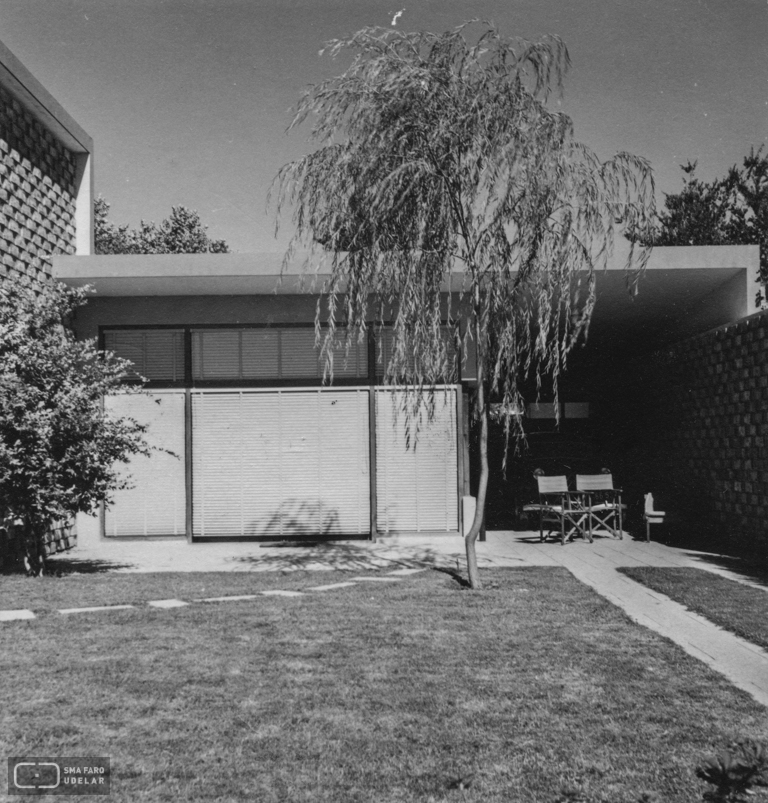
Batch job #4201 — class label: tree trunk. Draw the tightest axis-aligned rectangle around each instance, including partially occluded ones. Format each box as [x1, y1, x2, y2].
[464, 312, 489, 590]
[22, 519, 48, 577]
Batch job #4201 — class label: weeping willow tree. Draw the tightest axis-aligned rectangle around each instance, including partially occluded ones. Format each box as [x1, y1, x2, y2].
[272, 23, 655, 589]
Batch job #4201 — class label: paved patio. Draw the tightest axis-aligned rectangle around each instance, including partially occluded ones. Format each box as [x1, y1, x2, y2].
[49, 530, 768, 707]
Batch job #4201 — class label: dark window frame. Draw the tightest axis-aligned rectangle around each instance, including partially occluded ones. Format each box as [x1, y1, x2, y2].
[99, 321, 463, 389]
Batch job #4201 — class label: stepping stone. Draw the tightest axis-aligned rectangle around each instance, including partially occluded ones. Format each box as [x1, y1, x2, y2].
[198, 595, 260, 603]
[386, 568, 427, 576]
[261, 590, 304, 597]
[307, 582, 358, 591]
[59, 605, 135, 615]
[148, 599, 189, 609]
[0, 609, 35, 621]
[350, 576, 402, 582]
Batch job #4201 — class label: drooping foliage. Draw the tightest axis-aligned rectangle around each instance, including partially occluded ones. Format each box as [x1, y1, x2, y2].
[0, 281, 150, 573]
[273, 23, 656, 587]
[94, 196, 230, 255]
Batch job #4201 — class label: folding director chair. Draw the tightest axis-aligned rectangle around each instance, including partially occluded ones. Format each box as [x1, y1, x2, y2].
[523, 473, 590, 545]
[575, 473, 624, 540]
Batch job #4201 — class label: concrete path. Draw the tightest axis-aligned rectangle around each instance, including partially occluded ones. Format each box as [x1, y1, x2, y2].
[49, 529, 768, 708]
[479, 533, 768, 706]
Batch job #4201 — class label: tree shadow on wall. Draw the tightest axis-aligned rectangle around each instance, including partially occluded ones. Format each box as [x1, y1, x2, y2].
[245, 499, 343, 539]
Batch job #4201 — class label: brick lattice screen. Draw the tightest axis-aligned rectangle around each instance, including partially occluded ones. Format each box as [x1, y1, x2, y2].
[0, 85, 79, 555]
[607, 310, 768, 557]
[0, 83, 77, 287]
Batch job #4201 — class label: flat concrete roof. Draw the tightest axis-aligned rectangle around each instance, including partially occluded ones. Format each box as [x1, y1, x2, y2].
[53, 243, 760, 295]
[54, 244, 761, 356]
[0, 39, 92, 154]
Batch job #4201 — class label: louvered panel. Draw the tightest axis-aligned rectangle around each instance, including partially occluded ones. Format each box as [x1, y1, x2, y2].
[375, 391, 418, 532]
[375, 326, 457, 380]
[192, 330, 241, 380]
[375, 328, 394, 378]
[415, 392, 458, 530]
[241, 330, 279, 379]
[143, 331, 185, 381]
[280, 329, 321, 378]
[192, 393, 241, 536]
[104, 330, 184, 382]
[103, 331, 145, 379]
[376, 389, 458, 532]
[239, 393, 283, 535]
[325, 334, 368, 379]
[104, 393, 186, 536]
[277, 393, 322, 534]
[318, 390, 370, 534]
[192, 389, 371, 538]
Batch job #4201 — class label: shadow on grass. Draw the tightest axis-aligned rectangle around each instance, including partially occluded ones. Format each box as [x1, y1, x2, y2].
[432, 566, 472, 589]
[635, 519, 768, 587]
[229, 541, 454, 573]
[687, 553, 768, 588]
[44, 557, 137, 575]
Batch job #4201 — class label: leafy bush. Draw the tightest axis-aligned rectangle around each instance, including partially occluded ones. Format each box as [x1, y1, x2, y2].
[0, 281, 149, 574]
[697, 739, 768, 802]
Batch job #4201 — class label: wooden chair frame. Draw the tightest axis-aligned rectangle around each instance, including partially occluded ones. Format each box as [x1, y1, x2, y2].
[575, 473, 624, 540]
[525, 474, 590, 545]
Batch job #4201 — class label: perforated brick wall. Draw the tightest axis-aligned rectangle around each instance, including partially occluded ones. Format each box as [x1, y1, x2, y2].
[606, 310, 768, 557]
[0, 83, 77, 288]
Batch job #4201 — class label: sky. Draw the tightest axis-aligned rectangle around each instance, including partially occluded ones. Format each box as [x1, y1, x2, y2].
[0, 0, 765, 253]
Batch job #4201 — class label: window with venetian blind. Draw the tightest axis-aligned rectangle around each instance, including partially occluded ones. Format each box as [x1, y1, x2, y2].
[375, 326, 459, 380]
[103, 329, 185, 382]
[190, 327, 368, 381]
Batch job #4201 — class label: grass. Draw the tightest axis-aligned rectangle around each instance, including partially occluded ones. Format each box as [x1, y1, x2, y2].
[0, 568, 361, 612]
[619, 566, 768, 652]
[1, 567, 767, 803]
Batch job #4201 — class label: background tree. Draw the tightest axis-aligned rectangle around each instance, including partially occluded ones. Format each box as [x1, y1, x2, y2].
[0, 281, 150, 574]
[94, 196, 230, 254]
[647, 148, 768, 303]
[273, 23, 655, 588]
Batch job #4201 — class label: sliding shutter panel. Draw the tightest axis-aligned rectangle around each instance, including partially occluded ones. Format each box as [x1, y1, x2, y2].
[241, 330, 279, 378]
[192, 330, 241, 380]
[192, 390, 370, 537]
[104, 392, 186, 536]
[192, 392, 282, 536]
[376, 389, 459, 532]
[318, 390, 371, 534]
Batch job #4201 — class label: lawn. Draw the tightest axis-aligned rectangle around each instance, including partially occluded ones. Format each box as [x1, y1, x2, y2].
[619, 566, 768, 652]
[2, 567, 767, 803]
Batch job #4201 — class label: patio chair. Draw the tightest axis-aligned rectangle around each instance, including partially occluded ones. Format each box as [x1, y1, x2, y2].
[523, 472, 590, 545]
[575, 472, 624, 540]
[643, 493, 665, 542]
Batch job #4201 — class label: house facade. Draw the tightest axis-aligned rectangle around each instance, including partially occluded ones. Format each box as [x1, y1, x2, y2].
[2, 36, 765, 555]
[54, 254, 478, 543]
[54, 245, 761, 548]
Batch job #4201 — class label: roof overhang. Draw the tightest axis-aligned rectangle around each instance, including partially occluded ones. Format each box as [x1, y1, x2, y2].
[54, 244, 761, 355]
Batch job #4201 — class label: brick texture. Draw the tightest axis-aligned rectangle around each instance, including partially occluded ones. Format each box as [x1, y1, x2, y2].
[0, 83, 77, 288]
[0, 85, 79, 554]
[605, 310, 768, 558]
